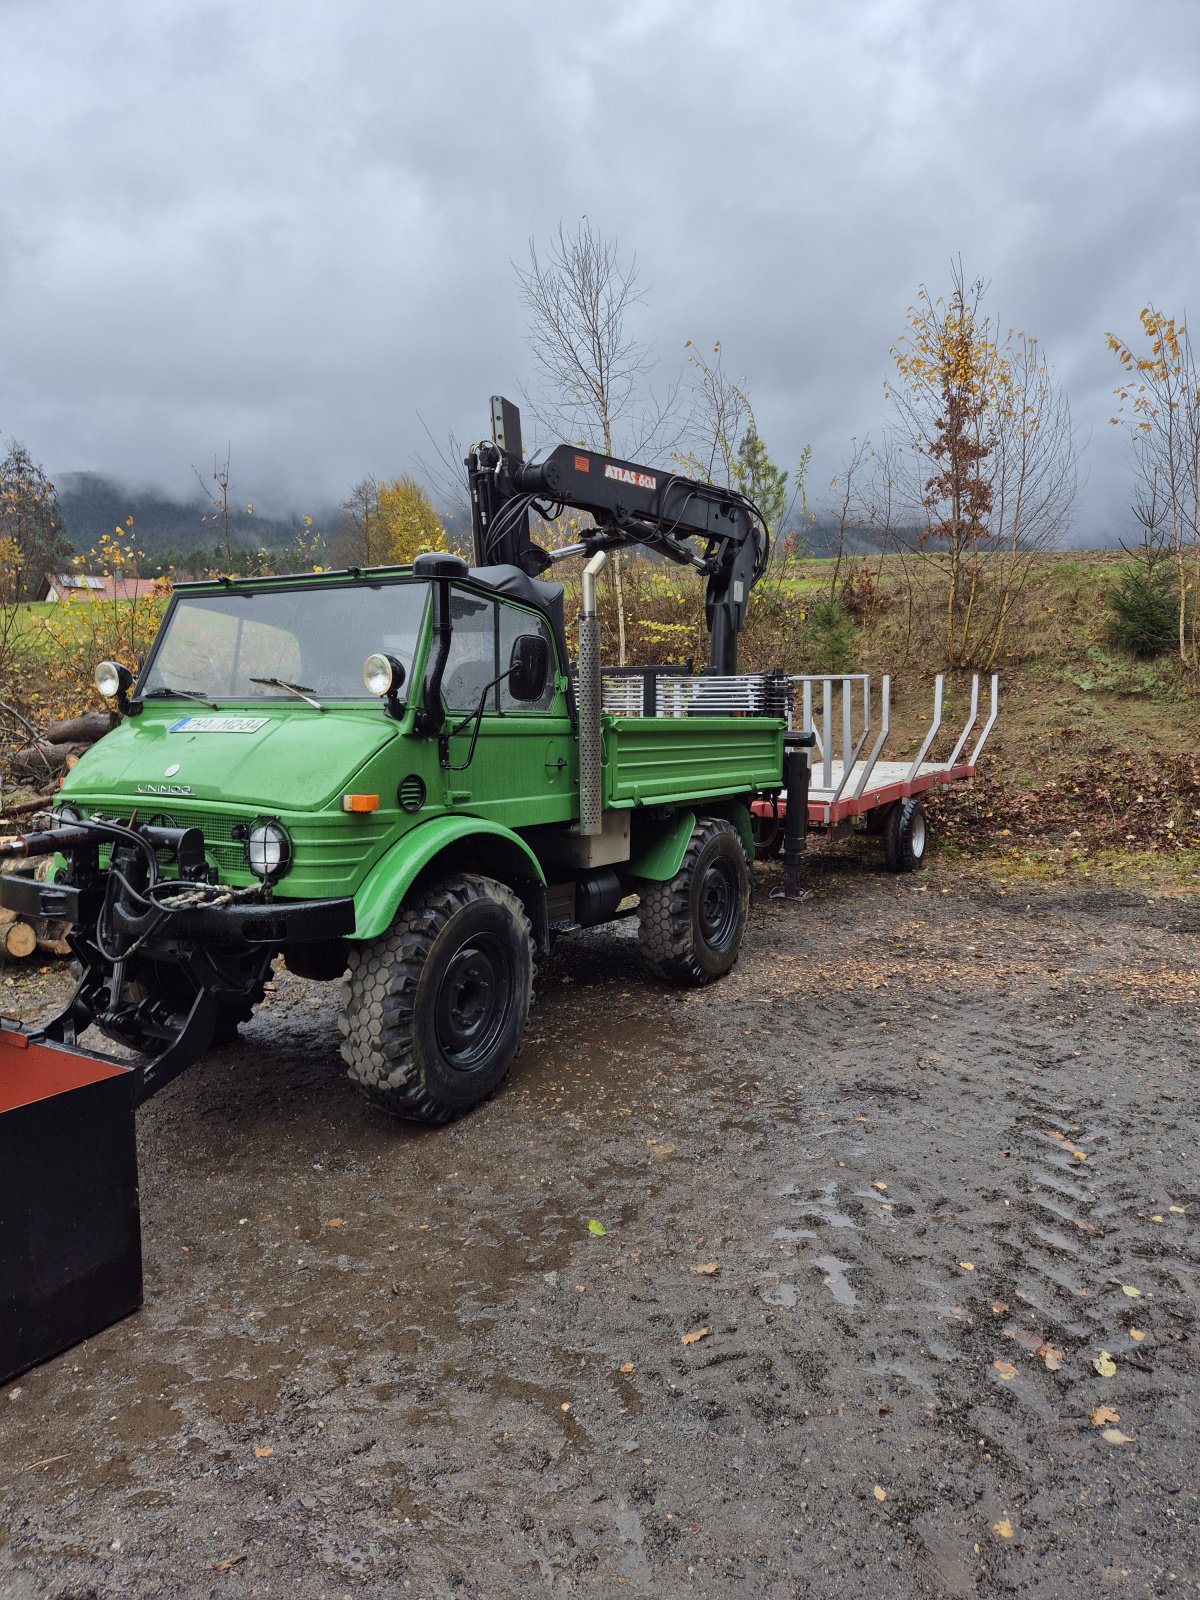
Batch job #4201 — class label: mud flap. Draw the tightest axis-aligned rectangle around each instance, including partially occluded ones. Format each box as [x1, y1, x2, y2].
[0, 1024, 142, 1384]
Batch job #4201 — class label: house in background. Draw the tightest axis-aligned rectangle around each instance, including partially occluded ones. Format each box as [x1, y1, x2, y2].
[37, 573, 147, 603]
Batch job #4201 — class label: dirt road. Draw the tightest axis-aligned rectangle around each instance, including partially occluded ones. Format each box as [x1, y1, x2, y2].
[1, 855, 1197, 1599]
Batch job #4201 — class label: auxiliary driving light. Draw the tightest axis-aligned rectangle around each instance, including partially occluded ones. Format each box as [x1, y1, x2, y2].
[94, 660, 131, 699]
[363, 653, 405, 697]
[247, 820, 292, 880]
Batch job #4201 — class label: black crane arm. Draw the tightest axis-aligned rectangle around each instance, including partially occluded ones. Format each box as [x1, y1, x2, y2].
[466, 396, 770, 675]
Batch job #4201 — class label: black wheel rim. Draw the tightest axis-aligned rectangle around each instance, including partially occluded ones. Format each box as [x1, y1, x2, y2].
[435, 932, 514, 1073]
[697, 855, 740, 952]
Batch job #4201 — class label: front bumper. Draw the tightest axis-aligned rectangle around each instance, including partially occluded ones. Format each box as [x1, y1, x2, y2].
[0, 874, 356, 945]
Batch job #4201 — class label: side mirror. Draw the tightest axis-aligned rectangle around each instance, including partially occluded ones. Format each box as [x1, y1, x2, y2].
[507, 634, 550, 702]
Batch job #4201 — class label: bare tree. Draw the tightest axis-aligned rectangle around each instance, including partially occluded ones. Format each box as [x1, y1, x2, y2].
[1107, 308, 1200, 667]
[515, 218, 674, 663]
[333, 476, 382, 567]
[192, 445, 235, 570]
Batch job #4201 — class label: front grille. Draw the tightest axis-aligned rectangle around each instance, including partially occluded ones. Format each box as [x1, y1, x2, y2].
[88, 805, 248, 877]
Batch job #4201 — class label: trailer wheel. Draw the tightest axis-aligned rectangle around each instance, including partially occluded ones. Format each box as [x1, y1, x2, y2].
[339, 873, 533, 1124]
[751, 804, 784, 861]
[882, 797, 928, 873]
[639, 817, 750, 987]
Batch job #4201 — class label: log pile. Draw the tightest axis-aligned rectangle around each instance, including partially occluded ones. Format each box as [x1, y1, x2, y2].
[5, 712, 118, 788]
[0, 708, 114, 962]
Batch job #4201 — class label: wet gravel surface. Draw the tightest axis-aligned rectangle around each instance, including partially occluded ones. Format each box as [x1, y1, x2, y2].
[1, 855, 1197, 1599]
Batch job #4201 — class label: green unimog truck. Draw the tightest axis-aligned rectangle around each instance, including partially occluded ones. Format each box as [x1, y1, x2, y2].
[2, 400, 802, 1123]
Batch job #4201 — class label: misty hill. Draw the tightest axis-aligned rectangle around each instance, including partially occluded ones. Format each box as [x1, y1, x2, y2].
[57, 473, 340, 569]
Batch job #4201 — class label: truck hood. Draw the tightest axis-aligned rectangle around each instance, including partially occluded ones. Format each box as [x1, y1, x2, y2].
[61, 706, 400, 812]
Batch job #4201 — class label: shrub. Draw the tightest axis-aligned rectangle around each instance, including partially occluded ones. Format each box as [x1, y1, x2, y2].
[1105, 559, 1177, 658]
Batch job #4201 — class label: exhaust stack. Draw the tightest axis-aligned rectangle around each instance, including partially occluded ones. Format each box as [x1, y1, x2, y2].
[577, 551, 607, 836]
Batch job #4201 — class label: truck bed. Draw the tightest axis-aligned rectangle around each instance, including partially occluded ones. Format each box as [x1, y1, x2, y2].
[602, 715, 784, 808]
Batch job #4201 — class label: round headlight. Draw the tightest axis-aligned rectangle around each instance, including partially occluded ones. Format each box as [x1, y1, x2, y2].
[247, 821, 291, 880]
[95, 660, 123, 698]
[363, 653, 404, 697]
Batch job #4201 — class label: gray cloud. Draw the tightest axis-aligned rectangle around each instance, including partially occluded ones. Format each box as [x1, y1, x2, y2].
[2, 0, 1197, 542]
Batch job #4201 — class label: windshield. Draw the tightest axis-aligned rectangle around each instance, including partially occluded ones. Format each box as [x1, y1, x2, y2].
[140, 582, 430, 702]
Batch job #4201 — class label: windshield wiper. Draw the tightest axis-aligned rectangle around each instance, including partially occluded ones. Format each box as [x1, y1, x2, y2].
[138, 686, 220, 709]
[249, 676, 325, 712]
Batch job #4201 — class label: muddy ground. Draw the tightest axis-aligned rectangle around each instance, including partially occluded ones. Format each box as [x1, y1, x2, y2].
[1, 850, 1197, 1600]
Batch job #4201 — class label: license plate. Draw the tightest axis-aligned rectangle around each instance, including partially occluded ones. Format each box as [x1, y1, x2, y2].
[169, 716, 269, 734]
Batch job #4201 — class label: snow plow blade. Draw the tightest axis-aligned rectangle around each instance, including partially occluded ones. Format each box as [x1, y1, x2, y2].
[0, 1022, 142, 1383]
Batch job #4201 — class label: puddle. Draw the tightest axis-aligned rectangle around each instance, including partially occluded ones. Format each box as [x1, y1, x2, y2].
[773, 1225, 817, 1242]
[761, 1279, 799, 1308]
[815, 1254, 858, 1308]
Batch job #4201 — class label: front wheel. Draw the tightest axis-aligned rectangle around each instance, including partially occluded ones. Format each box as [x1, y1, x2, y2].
[882, 797, 928, 873]
[339, 874, 534, 1124]
[639, 817, 750, 987]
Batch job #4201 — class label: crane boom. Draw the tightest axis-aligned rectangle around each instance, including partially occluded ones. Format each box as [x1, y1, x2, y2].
[467, 396, 770, 675]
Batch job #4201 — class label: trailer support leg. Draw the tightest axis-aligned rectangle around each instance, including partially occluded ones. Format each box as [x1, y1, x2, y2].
[781, 746, 809, 901]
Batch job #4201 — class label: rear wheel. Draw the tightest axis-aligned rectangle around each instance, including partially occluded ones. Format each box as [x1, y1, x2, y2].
[639, 817, 750, 987]
[339, 874, 534, 1124]
[882, 797, 928, 873]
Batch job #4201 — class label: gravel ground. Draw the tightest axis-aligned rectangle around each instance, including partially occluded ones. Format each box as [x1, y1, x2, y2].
[1, 851, 1197, 1599]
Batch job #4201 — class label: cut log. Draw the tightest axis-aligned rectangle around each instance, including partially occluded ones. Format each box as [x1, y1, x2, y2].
[7, 743, 71, 780]
[0, 907, 17, 930]
[45, 713, 117, 745]
[0, 793, 55, 819]
[2, 920, 37, 960]
[36, 935, 73, 958]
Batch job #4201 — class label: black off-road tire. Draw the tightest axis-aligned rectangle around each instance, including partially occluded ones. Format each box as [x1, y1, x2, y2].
[882, 796, 928, 873]
[639, 817, 751, 987]
[338, 874, 534, 1124]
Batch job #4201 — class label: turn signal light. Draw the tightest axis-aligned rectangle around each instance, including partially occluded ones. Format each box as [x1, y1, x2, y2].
[341, 794, 380, 813]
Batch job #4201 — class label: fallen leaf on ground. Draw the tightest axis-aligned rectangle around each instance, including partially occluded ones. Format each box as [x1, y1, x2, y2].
[1151, 1215, 1164, 1223]
[1036, 1342, 1064, 1371]
[1090, 1406, 1120, 1426]
[1073, 1150, 1087, 1162]
[993, 1360, 1018, 1381]
[993, 1518, 1014, 1539]
[1101, 1428, 1134, 1445]
[1093, 1351, 1117, 1377]
[872, 1182, 888, 1192]
[619, 1362, 634, 1374]
[958, 1261, 975, 1272]
[1169, 1205, 1186, 1214]
[680, 1327, 710, 1346]
[587, 1219, 607, 1236]
[213, 1555, 247, 1572]
[1129, 1328, 1146, 1343]
[1074, 1219, 1096, 1233]
[690, 1262, 718, 1275]
[1045, 1130, 1066, 1142]
[873, 1485, 887, 1502]
[326, 1218, 343, 1228]
[253, 1445, 272, 1458]
[991, 1301, 1009, 1315]
[1121, 1284, 1142, 1298]
[560, 1402, 570, 1412]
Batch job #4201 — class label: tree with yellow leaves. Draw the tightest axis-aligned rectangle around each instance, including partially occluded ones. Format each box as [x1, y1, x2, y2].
[1106, 308, 1200, 669]
[375, 476, 447, 565]
[885, 263, 1076, 667]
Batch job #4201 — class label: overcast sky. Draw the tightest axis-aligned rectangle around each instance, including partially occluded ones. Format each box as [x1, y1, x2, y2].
[3, 0, 1198, 543]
